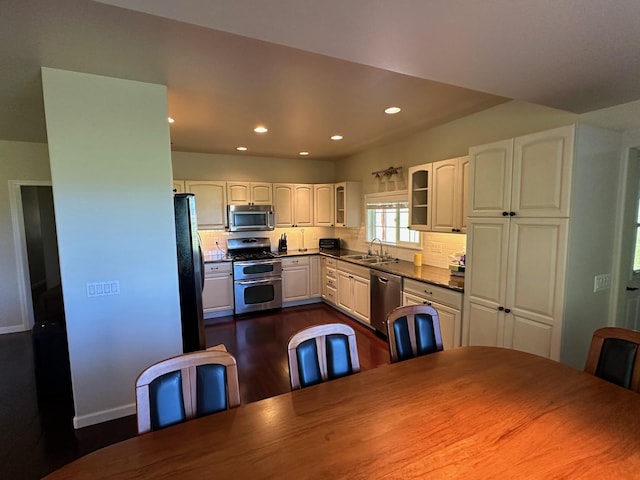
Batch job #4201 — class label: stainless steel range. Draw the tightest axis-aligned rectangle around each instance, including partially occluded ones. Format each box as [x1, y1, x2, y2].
[228, 237, 282, 315]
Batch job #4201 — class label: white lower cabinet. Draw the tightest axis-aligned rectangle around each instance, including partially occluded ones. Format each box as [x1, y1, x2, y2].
[402, 278, 462, 350]
[202, 262, 234, 318]
[282, 256, 310, 302]
[336, 261, 370, 325]
[321, 256, 337, 305]
[463, 217, 567, 359]
[282, 256, 322, 306]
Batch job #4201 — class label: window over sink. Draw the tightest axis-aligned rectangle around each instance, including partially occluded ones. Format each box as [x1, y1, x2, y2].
[366, 191, 420, 249]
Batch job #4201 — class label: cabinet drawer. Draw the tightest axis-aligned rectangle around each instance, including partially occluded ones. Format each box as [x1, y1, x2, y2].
[337, 260, 369, 279]
[326, 277, 337, 290]
[403, 278, 462, 309]
[326, 267, 336, 279]
[204, 262, 232, 277]
[322, 256, 337, 268]
[282, 256, 309, 268]
[325, 286, 337, 304]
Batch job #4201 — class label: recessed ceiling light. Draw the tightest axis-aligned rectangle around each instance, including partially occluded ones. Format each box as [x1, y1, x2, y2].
[384, 106, 401, 115]
[299, 151, 310, 156]
[168, 117, 175, 123]
[254, 126, 268, 133]
[236, 146, 248, 151]
[330, 135, 343, 141]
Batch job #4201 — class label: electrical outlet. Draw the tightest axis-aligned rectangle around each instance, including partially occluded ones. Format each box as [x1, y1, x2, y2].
[87, 280, 120, 297]
[593, 274, 611, 293]
[431, 242, 443, 253]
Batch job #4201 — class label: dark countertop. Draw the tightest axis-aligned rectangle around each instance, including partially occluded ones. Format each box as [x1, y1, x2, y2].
[205, 248, 464, 292]
[317, 248, 464, 292]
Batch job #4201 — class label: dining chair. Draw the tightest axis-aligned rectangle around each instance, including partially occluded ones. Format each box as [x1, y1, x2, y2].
[584, 326, 640, 391]
[135, 348, 240, 434]
[287, 323, 360, 389]
[386, 304, 443, 363]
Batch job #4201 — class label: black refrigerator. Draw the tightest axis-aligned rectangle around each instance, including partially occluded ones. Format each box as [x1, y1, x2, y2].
[174, 193, 205, 352]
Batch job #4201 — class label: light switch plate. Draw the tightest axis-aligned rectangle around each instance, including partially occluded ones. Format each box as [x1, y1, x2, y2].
[593, 274, 611, 293]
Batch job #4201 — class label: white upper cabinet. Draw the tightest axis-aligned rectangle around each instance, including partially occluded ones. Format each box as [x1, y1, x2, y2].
[273, 184, 314, 228]
[431, 156, 468, 233]
[314, 183, 335, 226]
[468, 125, 574, 219]
[407, 164, 432, 231]
[335, 181, 361, 228]
[172, 180, 185, 194]
[184, 180, 227, 229]
[226, 182, 272, 205]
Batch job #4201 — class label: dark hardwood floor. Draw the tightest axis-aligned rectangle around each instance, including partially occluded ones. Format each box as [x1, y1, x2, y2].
[2, 303, 389, 479]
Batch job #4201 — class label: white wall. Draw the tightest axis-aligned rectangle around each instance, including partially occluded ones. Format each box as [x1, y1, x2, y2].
[41, 68, 183, 428]
[561, 124, 622, 368]
[0, 140, 51, 332]
[172, 151, 336, 184]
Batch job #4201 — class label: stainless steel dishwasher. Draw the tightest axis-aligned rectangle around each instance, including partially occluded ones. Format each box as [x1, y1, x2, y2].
[370, 269, 402, 336]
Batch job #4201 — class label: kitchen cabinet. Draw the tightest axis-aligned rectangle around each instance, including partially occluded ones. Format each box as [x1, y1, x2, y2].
[309, 255, 321, 298]
[172, 180, 185, 194]
[321, 256, 337, 305]
[463, 124, 621, 365]
[184, 180, 227, 229]
[431, 156, 469, 233]
[402, 278, 462, 350]
[202, 262, 234, 318]
[468, 127, 573, 219]
[314, 184, 335, 226]
[226, 182, 272, 205]
[407, 164, 432, 231]
[282, 256, 310, 302]
[335, 182, 362, 228]
[336, 260, 370, 324]
[273, 184, 314, 228]
[464, 217, 567, 358]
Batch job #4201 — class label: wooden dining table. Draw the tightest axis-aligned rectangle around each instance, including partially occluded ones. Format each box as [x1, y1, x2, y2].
[44, 346, 640, 479]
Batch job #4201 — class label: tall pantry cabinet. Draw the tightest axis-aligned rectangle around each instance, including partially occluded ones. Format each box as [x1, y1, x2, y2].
[463, 124, 621, 366]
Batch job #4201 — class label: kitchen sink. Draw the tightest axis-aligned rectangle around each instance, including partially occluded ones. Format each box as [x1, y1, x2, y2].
[343, 254, 398, 265]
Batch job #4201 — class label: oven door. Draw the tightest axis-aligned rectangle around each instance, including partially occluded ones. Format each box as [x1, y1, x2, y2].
[233, 260, 282, 281]
[234, 278, 282, 314]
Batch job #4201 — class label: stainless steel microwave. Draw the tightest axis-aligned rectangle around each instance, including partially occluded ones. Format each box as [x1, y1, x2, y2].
[228, 204, 275, 232]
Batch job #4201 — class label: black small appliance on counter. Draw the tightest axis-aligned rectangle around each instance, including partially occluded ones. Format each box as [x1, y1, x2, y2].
[319, 238, 340, 251]
[278, 233, 288, 252]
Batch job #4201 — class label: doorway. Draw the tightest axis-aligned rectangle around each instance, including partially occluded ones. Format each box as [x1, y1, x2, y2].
[20, 185, 62, 325]
[616, 147, 640, 329]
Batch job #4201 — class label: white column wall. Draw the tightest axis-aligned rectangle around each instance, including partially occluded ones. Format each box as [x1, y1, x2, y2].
[41, 68, 182, 428]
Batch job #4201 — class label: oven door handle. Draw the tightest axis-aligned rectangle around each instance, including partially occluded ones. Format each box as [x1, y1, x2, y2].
[235, 279, 280, 286]
[234, 261, 281, 267]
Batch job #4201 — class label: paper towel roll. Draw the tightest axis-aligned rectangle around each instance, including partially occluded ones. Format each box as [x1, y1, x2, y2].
[413, 253, 422, 267]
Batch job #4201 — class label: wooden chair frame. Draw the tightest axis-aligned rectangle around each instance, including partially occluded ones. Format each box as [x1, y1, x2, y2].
[287, 323, 360, 390]
[135, 349, 240, 434]
[584, 326, 640, 391]
[386, 304, 443, 363]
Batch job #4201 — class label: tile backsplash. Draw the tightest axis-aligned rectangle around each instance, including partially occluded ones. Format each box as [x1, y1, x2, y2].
[199, 227, 466, 269]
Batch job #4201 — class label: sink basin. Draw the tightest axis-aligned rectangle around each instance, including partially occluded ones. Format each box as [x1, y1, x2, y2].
[343, 254, 377, 260]
[343, 254, 397, 265]
[360, 257, 398, 264]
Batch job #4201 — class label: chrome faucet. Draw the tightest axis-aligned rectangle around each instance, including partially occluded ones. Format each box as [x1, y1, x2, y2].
[369, 238, 383, 257]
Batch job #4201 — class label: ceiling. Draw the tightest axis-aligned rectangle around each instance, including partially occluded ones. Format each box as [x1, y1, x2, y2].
[2, 1, 640, 160]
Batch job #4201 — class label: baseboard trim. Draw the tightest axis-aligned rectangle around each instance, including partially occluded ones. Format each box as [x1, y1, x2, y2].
[0, 325, 29, 335]
[73, 402, 136, 429]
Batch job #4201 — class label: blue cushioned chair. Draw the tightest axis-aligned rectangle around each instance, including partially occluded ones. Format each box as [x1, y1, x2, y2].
[287, 323, 360, 390]
[386, 305, 443, 363]
[584, 327, 640, 391]
[135, 348, 240, 434]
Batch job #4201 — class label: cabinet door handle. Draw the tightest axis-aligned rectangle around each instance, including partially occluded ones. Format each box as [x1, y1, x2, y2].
[423, 301, 432, 306]
[502, 211, 509, 217]
[627, 287, 639, 291]
[504, 308, 511, 313]
[498, 306, 504, 311]
[509, 211, 516, 216]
